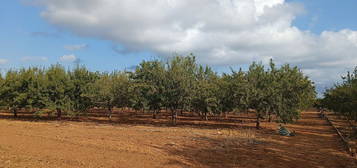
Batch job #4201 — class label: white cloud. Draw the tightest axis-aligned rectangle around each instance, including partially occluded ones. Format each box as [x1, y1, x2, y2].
[21, 56, 48, 62]
[60, 54, 77, 62]
[64, 44, 88, 51]
[37, 0, 357, 87]
[0, 59, 8, 65]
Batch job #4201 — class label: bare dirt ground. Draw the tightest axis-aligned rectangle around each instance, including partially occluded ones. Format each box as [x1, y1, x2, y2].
[324, 112, 357, 152]
[0, 110, 356, 168]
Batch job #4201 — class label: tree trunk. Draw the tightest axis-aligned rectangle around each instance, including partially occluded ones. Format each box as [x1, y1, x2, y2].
[56, 108, 62, 120]
[13, 108, 18, 118]
[152, 110, 157, 119]
[256, 113, 261, 129]
[224, 112, 228, 119]
[108, 107, 112, 119]
[204, 112, 208, 121]
[171, 109, 177, 126]
[268, 112, 272, 122]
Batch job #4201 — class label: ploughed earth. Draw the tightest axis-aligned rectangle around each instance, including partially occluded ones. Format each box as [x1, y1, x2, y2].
[0, 110, 356, 168]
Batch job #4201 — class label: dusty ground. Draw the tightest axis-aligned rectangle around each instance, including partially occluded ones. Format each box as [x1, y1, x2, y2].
[324, 112, 357, 151]
[0, 110, 356, 168]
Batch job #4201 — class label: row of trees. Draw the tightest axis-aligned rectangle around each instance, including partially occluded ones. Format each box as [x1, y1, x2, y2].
[0, 55, 316, 128]
[320, 67, 357, 121]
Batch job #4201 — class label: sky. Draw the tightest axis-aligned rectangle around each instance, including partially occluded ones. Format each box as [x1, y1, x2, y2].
[1, 0, 357, 95]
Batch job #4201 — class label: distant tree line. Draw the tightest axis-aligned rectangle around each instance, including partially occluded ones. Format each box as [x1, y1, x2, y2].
[0, 55, 316, 128]
[320, 67, 357, 121]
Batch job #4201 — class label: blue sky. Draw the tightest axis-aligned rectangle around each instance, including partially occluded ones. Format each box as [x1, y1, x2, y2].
[1, 0, 357, 94]
[0, 0, 153, 71]
[289, 0, 357, 33]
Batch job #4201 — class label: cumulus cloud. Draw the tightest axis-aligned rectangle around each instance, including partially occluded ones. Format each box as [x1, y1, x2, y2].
[64, 44, 88, 51]
[60, 54, 77, 62]
[21, 56, 48, 62]
[37, 0, 357, 86]
[0, 59, 8, 65]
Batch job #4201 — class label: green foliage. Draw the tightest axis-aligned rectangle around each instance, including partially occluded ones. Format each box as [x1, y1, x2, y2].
[45, 64, 73, 118]
[228, 69, 250, 113]
[274, 64, 316, 123]
[0, 55, 315, 128]
[89, 71, 130, 118]
[0, 74, 3, 107]
[192, 66, 220, 120]
[130, 60, 165, 118]
[0, 68, 49, 116]
[164, 55, 198, 124]
[322, 67, 357, 121]
[111, 72, 130, 109]
[246, 62, 269, 117]
[165, 55, 197, 110]
[247, 61, 315, 127]
[1, 70, 23, 115]
[69, 66, 98, 114]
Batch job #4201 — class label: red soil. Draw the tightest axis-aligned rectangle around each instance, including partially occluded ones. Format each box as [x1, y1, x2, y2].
[0, 110, 355, 168]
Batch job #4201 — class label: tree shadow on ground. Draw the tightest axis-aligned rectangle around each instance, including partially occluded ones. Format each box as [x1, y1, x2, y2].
[155, 112, 357, 168]
[0, 110, 257, 130]
[159, 132, 357, 168]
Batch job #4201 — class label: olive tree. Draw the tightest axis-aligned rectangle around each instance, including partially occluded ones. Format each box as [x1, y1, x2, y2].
[164, 55, 197, 125]
[90, 71, 130, 119]
[45, 64, 72, 119]
[246, 62, 269, 129]
[192, 66, 220, 120]
[130, 60, 166, 119]
[322, 67, 357, 121]
[68, 66, 98, 115]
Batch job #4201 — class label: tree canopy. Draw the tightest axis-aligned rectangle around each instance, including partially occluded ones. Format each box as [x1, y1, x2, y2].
[321, 67, 357, 121]
[0, 55, 316, 128]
